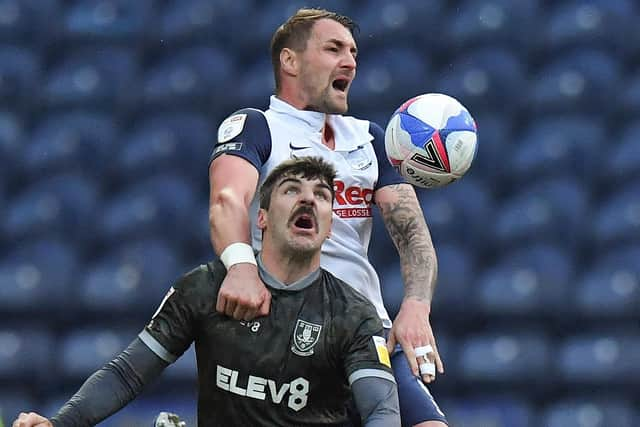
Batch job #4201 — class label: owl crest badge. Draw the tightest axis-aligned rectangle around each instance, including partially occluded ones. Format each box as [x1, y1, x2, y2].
[291, 319, 322, 356]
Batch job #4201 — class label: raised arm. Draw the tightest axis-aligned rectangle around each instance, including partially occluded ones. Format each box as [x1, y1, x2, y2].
[209, 154, 270, 320]
[375, 183, 443, 382]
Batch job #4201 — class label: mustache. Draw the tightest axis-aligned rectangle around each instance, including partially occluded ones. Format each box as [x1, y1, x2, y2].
[288, 206, 317, 227]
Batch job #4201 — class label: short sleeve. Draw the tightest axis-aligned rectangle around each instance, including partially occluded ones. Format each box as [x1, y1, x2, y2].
[209, 108, 272, 171]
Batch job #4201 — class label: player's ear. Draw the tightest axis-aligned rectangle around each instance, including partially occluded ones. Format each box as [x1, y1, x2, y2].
[280, 48, 298, 76]
[257, 208, 268, 231]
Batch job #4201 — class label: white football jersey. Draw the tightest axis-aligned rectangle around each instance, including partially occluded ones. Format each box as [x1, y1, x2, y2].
[213, 96, 405, 327]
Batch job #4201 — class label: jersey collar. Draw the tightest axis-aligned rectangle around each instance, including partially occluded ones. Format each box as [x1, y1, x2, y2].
[257, 252, 321, 291]
[269, 95, 326, 133]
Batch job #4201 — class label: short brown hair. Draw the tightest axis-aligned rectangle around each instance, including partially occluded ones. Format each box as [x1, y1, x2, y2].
[259, 156, 336, 210]
[270, 8, 357, 93]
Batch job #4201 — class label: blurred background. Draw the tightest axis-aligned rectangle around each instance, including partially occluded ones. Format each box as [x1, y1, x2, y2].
[0, 0, 639, 426]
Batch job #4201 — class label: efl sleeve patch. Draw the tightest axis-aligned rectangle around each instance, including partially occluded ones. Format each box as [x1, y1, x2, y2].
[372, 335, 391, 368]
[218, 113, 247, 142]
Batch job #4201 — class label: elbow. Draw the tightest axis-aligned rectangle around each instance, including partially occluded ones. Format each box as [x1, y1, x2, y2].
[209, 188, 248, 229]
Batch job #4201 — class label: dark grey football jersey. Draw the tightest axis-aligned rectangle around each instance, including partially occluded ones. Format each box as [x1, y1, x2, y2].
[141, 257, 393, 427]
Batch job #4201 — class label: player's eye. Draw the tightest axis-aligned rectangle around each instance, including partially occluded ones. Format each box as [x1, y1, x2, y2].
[284, 186, 299, 195]
[315, 190, 330, 201]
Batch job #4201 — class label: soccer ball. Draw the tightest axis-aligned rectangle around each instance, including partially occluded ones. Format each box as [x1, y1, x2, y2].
[385, 93, 478, 188]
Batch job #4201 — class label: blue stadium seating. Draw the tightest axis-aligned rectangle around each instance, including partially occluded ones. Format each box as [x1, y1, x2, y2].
[0, 239, 79, 314]
[0, 110, 24, 191]
[57, 328, 140, 380]
[475, 244, 574, 318]
[0, 45, 41, 110]
[600, 121, 640, 187]
[1, 174, 100, 246]
[0, 328, 54, 382]
[62, 0, 153, 43]
[24, 112, 118, 183]
[96, 174, 200, 249]
[231, 59, 275, 111]
[456, 330, 551, 387]
[444, 0, 542, 52]
[590, 183, 640, 250]
[493, 177, 589, 250]
[115, 112, 213, 184]
[574, 246, 640, 318]
[141, 46, 234, 110]
[527, 49, 620, 114]
[78, 238, 184, 315]
[558, 332, 640, 387]
[349, 46, 431, 111]
[442, 396, 534, 427]
[508, 115, 604, 186]
[0, 390, 37, 426]
[435, 47, 527, 111]
[42, 46, 139, 110]
[539, 0, 635, 55]
[429, 243, 477, 319]
[0, 0, 60, 44]
[540, 397, 638, 427]
[416, 176, 493, 251]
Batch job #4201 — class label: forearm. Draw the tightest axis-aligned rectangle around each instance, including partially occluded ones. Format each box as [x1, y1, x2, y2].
[352, 377, 400, 427]
[50, 338, 168, 427]
[209, 190, 252, 255]
[378, 184, 438, 303]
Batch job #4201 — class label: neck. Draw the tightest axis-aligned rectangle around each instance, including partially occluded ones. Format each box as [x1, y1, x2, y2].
[260, 244, 321, 285]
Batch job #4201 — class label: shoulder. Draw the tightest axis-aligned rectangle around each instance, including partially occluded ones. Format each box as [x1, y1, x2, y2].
[216, 108, 269, 144]
[320, 269, 379, 317]
[172, 261, 222, 298]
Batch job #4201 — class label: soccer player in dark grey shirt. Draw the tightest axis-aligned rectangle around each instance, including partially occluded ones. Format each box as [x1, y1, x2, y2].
[12, 157, 400, 427]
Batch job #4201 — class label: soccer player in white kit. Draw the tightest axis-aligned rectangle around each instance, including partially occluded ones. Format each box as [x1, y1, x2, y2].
[209, 8, 447, 426]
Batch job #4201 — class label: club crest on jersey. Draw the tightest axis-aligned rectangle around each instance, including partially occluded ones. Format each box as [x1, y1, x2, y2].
[291, 319, 322, 356]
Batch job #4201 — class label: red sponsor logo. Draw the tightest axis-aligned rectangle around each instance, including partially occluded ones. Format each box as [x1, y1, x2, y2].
[333, 179, 373, 218]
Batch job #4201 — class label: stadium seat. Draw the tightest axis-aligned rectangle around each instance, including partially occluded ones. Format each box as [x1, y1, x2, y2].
[352, 0, 445, 50]
[417, 176, 494, 251]
[558, 332, 640, 387]
[574, 246, 640, 318]
[428, 243, 477, 320]
[599, 121, 640, 187]
[96, 174, 200, 249]
[2, 173, 100, 246]
[540, 397, 638, 427]
[0, 110, 25, 191]
[78, 238, 184, 315]
[435, 47, 527, 111]
[590, 183, 640, 250]
[0, 390, 37, 426]
[445, 0, 542, 53]
[231, 59, 275, 111]
[114, 112, 212, 185]
[24, 112, 118, 183]
[0, 239, 79, 314]
[42, 46, 139, 110]
[474, 244, 574, 318]
[349, 46, 431, 112]
[0, 328, 54, 382]
[157, 0, 254, 46]
[467, 111, 513, 184]
[141, 46, 234, 110]
[616, 72, 640, 118]
[62, 0, 153, 43]
[456, 330, 551, 388]
[57, 328, 139, 380]
[527, 49, 621, 114]
[442, 395, 534, 427]
[0, 0, 60, 44]
[538, 0, 635, 55]
[493, 177, 589, 251]
[0, 45, 41, 110]
[507, 115, 604, 186]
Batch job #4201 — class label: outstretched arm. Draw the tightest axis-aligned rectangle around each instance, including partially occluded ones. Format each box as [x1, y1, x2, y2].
[209, 154, 270, 320]
[13, 338, 168, 427]
[375, 183, 443, 383]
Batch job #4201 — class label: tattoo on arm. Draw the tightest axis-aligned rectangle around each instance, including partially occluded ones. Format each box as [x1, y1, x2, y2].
[378, 184, 437, 303]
